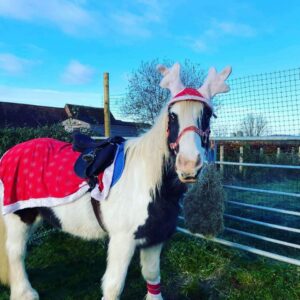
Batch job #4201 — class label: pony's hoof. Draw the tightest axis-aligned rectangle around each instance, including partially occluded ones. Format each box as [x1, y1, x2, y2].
[11, 288, 39, 300]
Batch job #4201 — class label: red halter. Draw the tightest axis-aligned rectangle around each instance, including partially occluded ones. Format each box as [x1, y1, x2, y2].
[169, 126, 210, 154]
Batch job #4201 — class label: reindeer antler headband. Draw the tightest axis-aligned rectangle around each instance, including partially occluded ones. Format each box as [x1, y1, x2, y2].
[157, 63, 232, 110]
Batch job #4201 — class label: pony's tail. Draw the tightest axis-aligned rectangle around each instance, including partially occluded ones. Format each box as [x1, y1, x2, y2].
[0, 184, 10, 286]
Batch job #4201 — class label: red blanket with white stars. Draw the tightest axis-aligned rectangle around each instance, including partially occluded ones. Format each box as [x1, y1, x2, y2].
[0, 138, 111, 215]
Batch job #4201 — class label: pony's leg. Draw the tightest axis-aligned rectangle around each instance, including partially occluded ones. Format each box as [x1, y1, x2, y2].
[102, 234, 136, 300]
[4, 213, 39, 300]
[140, 244, 163, 300]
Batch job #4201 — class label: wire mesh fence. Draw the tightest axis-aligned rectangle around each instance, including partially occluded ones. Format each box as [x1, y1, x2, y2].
[211, 67, 300, 137]
[211, 68, 300, 264]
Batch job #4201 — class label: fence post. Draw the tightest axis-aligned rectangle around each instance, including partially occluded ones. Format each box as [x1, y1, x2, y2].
[103, 72, 110, 137]
[277, 147, 281, 159]
[260, 147, 264, 156]
[239, 146, 244, 173]
[220, 145, 224, 175]
[291, 147, 295, 163]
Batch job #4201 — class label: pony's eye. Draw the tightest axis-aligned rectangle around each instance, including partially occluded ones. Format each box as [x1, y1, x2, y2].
[169, 112, 177, 120]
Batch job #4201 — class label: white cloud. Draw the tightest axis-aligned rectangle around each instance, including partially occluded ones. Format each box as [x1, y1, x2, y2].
[107, 0, 166, 38]
[188, 20, 256, 53]
[111, 12, 152, 38]
[0, 0, 97, 36]
[136, 0, 163, 22]
[0, 0, 166, 39]
[0, 53, 33, 75]
[214, 21, 256, 37]
[61, 60, 94, 85]
[191, 39, 209, 52]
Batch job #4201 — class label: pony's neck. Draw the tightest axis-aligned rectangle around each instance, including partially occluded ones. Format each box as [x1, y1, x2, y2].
[125, 109, 170, 193]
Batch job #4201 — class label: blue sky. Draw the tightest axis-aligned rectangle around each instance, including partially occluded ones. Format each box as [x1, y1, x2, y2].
[0, 0, 300, 108]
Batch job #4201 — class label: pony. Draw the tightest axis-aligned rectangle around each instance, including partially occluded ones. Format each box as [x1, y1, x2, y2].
[0, 63, 231, 300]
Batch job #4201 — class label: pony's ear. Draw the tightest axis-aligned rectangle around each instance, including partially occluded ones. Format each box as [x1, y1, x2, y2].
[156, 64, 169, 76]
[157, 62, 185, 96]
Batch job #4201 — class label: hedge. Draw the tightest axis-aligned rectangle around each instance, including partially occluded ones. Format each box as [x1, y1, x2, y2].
[0, 124, 72, 157]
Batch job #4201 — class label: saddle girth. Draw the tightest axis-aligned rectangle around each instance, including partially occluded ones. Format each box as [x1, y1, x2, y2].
[91, 198, 107, 232]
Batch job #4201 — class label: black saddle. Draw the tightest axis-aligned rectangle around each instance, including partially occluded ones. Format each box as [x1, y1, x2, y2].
[72, 132, 125, 184]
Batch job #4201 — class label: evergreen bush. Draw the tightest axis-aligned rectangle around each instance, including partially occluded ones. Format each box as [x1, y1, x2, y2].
[183, 164, 224, 237]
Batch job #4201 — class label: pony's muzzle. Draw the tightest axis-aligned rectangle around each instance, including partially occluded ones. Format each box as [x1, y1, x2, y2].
[176, 153, 202, 183]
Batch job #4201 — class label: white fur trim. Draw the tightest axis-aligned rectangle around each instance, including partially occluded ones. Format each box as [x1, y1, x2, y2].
[90, 160, 115, 201]
[147, 277, 161, 285]
[146, 292, 163, 299]
[1, 179, 90, 215]
[169, 96, 212, 108]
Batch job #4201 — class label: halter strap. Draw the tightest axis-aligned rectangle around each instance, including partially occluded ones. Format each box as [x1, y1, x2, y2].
[169, 126, 210, 153]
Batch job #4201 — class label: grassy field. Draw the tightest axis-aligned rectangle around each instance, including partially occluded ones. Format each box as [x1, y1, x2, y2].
[0, 231, 299, 300]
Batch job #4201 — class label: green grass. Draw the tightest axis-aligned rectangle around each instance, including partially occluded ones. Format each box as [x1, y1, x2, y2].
[1, 231, 299, 300]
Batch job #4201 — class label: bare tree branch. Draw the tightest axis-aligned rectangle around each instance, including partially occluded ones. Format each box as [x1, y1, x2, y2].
[241, 113, 268, 136]
[122, 58, 205, 125]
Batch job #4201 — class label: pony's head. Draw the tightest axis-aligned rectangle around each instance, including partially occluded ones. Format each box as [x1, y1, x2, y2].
[158, 63, 232, 183]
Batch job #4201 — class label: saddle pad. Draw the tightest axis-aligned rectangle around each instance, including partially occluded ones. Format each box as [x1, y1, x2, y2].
[0, 138, 125, 215]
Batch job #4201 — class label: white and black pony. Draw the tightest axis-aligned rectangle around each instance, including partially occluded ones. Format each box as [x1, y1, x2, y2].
[0, 63, 231, 300]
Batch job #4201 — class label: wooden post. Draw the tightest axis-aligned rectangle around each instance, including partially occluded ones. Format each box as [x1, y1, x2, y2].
[220, 145, 224, 175]
[276, 147, 281, 159]
[259, 147, 264, 156]
[239, 146, 244, 173]
[103, 72, 110, 137]
[291, 147, 295, 163]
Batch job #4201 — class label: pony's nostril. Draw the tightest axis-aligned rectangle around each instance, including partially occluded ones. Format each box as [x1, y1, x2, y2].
[195, 154, 201, 167]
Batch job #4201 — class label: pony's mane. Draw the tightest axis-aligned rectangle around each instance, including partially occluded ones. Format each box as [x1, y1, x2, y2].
[125, 108, 170, 193]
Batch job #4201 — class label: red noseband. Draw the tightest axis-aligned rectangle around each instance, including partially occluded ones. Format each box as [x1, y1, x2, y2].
[169, 126, 210, 154]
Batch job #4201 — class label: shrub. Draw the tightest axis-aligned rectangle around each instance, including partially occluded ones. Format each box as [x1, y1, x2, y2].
[183, 164, 225, 237]
[0, 124, 72, 157]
